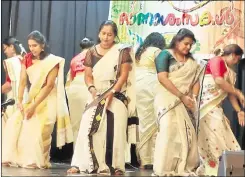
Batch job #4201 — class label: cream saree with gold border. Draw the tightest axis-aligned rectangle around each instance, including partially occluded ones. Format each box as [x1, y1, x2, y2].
[2, 54, 73, 168]
[2, 56, 28, 127]
[71, 44, 137, 174]
[153, 57, 206, 176]
[135, 47, 161, 166]
[198, 65, 241, 176]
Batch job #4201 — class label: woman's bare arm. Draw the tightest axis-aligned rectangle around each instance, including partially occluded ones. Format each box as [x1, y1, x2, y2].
[18, 64, 27, 103]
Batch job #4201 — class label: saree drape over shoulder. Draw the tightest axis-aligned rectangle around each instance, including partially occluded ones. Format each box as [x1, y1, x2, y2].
[71, 44, 138, 174]
[153, 50, 207, 176]
[198, 58, 241, 176]
[2, 56, 28, 124]
[135, 47, 161, 166]
[65, 53, 89, 147]
[2, 54, 73, 168]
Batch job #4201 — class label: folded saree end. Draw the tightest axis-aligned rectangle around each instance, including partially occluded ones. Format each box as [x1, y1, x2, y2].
[56, 128, 74, 148]
[127, 116, 139, 144]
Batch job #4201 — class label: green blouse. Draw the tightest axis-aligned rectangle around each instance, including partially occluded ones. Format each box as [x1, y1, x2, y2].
[155, 49, 177, 73]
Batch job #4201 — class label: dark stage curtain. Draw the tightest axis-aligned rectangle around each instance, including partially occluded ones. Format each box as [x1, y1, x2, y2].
[1, 1, 12, 102]
[223, 60, 245, 150]
[236, 59, 245, 149]
[10, 0, 110, 74]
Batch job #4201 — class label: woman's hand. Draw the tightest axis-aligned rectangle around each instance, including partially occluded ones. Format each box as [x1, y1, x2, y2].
[90, 87, 98, 100]
[105, 91, 114, 109]
[237, 111, 245, 127]
[25, 104, 36, 120]
[236, 89, 245, 108]
[189, 94, 198, 113]
[181, 95, 194, 110]
[17, 102, 24, 115]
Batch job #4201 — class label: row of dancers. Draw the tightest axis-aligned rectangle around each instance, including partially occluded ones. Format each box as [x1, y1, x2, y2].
[1, 20, 244, 176]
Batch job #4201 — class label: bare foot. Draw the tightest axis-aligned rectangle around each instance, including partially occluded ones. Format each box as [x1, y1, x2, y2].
[2, 162, 10, 167]
[114, 169, 124, 175]
[25, 164, 39, 169]
[99, 169, 110, 175]
[67, 167, 80, 174]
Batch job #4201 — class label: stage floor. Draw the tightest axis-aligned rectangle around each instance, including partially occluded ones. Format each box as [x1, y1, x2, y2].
[2, 163, 153, 176]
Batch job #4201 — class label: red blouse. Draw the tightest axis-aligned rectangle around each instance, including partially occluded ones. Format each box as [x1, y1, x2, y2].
[5, 74, 11, 83]
[21, 52, 34, 69]
[205, 56, 227, 78]
[70, 53, 86, 80]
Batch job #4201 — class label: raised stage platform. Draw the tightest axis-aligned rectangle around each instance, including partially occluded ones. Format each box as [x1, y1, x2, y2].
[2, 163, 153, 176]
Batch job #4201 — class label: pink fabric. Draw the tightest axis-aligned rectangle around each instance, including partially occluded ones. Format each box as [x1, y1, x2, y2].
[22, 52, 33, 69]
[205, 56, 227, 78]
[70, 53, 86, 80]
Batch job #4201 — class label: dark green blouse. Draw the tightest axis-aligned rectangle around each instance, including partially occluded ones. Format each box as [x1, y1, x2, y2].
[155, 49, 177, 73]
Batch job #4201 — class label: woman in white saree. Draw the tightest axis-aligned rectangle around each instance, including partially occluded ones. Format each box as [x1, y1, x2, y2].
[135, 32, 166, 169]
[198, 44, 244, 176]
[153, 28, 207, 176]
[2, 31, 73, 169]
[67, 20, 137, 175]
[2, 37, 28, 125]
[65, 37, 94, 147]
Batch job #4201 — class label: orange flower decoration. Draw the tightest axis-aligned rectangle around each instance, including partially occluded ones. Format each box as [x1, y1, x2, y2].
[209, 160, 216, 168]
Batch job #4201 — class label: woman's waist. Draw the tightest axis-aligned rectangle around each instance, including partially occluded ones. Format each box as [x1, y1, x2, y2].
[136, 66, 156, 72]
[96, 87, 127, 94]
[200, 91, 227, 108]
[75, 72, 85, 76]
[136, 69, 157, 80]
[156, 80, 190, 95]
[94, 82, 126, 94]
[72, 74, 85, 83]
[201, 80, 225, 99]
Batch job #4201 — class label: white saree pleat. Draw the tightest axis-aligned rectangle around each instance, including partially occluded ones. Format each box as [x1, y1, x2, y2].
[2, 86, 57, 168]
[135, 67, 158, 165]
[66, 73, 88, 147]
